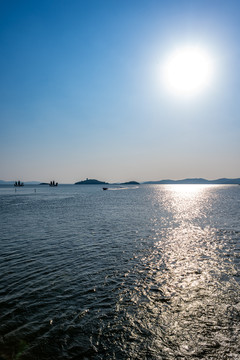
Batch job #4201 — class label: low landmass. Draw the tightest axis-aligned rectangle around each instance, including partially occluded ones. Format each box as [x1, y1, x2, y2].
[0, 180, 40, 185]
[120, 181, 140, 185]
[75, 178, 109, 185]
[144, 178, 240, 185]
[0, 180, 15, 185]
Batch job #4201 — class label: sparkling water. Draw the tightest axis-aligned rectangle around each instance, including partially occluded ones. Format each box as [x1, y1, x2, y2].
[0, 184, 240, 359]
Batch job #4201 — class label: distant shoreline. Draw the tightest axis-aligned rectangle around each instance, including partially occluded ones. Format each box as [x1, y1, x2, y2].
[0, 177, 240, 185]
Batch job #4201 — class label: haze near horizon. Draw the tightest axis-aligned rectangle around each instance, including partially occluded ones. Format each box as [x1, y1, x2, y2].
[0, 0, 239, 183]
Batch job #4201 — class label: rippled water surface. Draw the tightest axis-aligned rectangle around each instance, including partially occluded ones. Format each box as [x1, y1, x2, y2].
[0, 184, 240, 359]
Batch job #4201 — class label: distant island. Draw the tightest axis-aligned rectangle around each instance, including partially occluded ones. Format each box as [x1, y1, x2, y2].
[120, 181, 140, 185]
[144, 178, 240, 185]
[75, 178, 109, 185]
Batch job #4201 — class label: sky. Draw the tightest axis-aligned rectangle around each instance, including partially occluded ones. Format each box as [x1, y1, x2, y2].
[0, 0, 240, 183]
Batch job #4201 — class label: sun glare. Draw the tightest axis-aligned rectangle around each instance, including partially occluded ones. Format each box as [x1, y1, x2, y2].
[162, 45, 214, 98]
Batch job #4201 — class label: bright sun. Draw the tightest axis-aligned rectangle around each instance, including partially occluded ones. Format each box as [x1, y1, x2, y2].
[162, 45, 214, 98]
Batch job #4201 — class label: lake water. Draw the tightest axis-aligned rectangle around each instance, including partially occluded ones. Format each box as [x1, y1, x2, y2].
[0, 184, 240, 359]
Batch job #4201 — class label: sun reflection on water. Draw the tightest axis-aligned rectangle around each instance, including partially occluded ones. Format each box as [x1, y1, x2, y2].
[117, 185, 240, 358]
[164, 184, 214, 220]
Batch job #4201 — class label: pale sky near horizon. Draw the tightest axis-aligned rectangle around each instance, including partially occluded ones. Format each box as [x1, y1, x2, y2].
[0, 0, 239, 183]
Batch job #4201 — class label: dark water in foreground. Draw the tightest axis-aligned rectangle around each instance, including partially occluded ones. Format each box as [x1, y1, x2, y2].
[0, 184, 240, 360]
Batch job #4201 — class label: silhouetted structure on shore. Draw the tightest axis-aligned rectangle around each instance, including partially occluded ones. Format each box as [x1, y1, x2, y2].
[14, 181, 24, 187]
[49, 181, 58, 187]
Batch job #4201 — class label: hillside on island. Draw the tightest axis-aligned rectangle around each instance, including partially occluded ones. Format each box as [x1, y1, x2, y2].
[121, 181, 140, 185]
[144, 178, 240, 185]
[75, 179, 109, 185]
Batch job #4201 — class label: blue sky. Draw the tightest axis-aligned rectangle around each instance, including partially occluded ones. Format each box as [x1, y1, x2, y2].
[0, 0, 239, 182]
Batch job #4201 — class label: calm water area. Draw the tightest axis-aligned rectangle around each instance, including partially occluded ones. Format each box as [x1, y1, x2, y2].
[0, 184, 240, 359]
